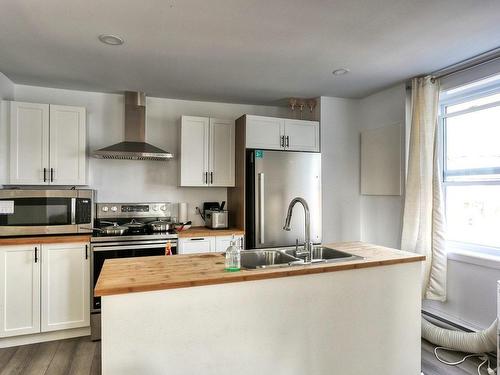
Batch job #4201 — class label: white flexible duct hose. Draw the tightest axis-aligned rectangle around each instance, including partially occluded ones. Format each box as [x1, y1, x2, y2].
[422, 317, 498, 354]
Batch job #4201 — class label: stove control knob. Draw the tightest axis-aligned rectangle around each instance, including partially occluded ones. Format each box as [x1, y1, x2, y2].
[111, 206, 118, 212]
[101, 206, 109, 212]
[152, 205, 159, 211]
[160, 205, 166, 211]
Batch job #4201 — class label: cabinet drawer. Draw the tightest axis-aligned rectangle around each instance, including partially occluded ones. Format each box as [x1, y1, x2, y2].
[178, 237, 215, 254]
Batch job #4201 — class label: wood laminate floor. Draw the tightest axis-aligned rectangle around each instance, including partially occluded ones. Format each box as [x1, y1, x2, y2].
[422, 339, 493, 375]
[0, 336, 100, 375]
[0, 337, 493, 374]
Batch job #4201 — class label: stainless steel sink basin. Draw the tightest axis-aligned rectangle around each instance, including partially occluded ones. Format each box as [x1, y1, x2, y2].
[240, 250, 299, 269]
[240, 246, 363, 269]
[282, 246, 362, 263]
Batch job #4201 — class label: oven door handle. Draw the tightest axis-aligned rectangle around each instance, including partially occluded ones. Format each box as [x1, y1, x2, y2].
[92, 243, 175, 252]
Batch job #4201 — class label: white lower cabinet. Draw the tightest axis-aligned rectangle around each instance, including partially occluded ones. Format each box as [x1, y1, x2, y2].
[178, 235, 244, 254]
[0, 245, 40, 337]
[178, 237, 216, 254]
[0, 242, 90, 338]
[215, 235, 244, 252]
[41, 243, 90, 332]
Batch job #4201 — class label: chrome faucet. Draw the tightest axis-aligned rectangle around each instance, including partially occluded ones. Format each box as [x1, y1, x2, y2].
[283, 197, 313, 261]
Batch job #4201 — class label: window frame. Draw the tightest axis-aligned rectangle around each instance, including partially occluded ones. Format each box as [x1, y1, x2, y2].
[439, 80, 500, 250]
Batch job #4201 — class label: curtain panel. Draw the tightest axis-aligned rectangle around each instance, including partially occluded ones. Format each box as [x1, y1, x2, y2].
[401, 76, 447, 301]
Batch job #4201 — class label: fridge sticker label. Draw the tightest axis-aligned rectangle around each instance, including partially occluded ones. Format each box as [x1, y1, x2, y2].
[255, 150, 264, 158]
[0, 200, 14, 215]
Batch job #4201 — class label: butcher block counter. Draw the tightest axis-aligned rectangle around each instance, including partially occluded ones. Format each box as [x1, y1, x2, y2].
[99, 241, 424, 375]
[0, 234, 91, 245]
[177, 226, 244, 238]
[94, 241, 423, 296]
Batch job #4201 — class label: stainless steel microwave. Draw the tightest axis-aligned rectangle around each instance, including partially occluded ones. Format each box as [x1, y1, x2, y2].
[0, 189, 93, 236]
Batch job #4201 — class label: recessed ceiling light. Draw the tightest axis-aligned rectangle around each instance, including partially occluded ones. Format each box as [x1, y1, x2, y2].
[332, 68, 350, 76]
[98, 34, 124, 46]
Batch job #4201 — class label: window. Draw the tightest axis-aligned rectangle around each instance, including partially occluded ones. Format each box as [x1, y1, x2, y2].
[440, 74, 500, 249]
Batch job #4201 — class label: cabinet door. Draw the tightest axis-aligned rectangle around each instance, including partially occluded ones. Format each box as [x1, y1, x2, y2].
[180, 116, 210, 186]
[178, 237, 215, 254]
[0, 245, 40, 337]
[41, 242, 90, 332]
[209, 118, 235, 187]
[9, 101, 50, 185]
[245, 115, 285, 150]
[284, 119, 320, 152]
[215, 235, 244, 252]
[49, 105, 87, 185]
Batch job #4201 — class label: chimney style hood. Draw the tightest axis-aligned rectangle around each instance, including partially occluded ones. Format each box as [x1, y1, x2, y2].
[93, 91, 174, 161]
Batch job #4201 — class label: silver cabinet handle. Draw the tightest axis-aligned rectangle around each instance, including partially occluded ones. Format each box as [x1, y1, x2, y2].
[210, 172, 213, 184]
[189, 238, 205, 241]
[85, 244, 88, 260]
[258, 172, 265, 244]
[50, 168, 54, 182]
[280, 135, 284, 148]
[204, 172, 208, 184]
[43, 168, 47, 182]
[286, 136, 290, 148]
[34, 247, 38, 263]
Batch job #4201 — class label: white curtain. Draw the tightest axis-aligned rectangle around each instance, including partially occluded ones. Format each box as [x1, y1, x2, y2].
[401, 76, 447, 301]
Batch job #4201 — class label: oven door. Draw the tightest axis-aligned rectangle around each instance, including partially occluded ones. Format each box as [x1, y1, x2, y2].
[91, 240, 177, 311]
[0, 190, 81, 236]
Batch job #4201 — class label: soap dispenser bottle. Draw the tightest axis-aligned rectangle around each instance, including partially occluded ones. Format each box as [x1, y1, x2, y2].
[225, 235, 241, 272]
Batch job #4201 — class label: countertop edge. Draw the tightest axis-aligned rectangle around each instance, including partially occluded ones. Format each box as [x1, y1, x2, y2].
[177, 227, 245, 238]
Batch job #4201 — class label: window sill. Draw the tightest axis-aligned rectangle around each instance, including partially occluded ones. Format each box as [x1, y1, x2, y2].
[447, 242, 500, 270]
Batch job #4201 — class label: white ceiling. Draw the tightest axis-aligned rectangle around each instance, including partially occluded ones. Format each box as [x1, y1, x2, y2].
[1, 0, 500, 104]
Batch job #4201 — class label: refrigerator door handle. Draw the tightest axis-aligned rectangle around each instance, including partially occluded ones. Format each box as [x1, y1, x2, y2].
[258, 172, 265, 244]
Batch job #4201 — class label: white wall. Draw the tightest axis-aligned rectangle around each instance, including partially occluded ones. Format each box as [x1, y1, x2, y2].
[0, 73, 15, 184]
[9, 84, 289, 225]
[354, 83, 499, 331]
[423, 252, 500, 330]
[320, 96, 361, 242]
[358, 84, 407, 249]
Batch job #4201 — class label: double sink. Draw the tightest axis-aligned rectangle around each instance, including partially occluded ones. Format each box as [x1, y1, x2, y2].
[240, 246, 363, 269]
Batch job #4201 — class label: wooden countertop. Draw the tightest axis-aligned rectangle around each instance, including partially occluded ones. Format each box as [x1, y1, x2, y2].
[0, 234, 91, 246]
[177, 227, 244, 238]
[95, 242, 425, 297]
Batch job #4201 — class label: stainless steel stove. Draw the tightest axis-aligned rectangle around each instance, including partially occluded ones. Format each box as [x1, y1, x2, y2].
[90, 202, 178, 340]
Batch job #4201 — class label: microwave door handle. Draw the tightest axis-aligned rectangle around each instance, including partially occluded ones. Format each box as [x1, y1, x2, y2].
[71, 198, 76, 224]
[258, 172, 265, 244]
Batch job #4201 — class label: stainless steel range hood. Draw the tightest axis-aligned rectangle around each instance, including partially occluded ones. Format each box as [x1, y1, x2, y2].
[93, 91, 174, 161]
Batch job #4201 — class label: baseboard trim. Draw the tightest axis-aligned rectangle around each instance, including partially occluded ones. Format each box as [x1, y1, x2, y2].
[422, 310, 475, 332]
[0, 327, 90, 348]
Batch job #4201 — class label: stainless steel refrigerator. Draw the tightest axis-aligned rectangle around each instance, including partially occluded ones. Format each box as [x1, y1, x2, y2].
[246, 149, 321, 249]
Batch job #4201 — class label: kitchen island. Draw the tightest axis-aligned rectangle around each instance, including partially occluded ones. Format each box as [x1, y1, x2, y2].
[95, 242, 425, 375]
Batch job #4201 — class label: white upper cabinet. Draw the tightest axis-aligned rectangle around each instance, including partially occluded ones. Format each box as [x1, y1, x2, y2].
[244, 115, 320, 152]
[0, 245, 40, 338]
[9, 102, 50, 185]
[209, 118, 235, 187]
[180, 116, 210, 186]
[180, 116, 235, 187]
[284, 119, 320, 152]
[245, 115, 285, 150]
[49, 105, 87, 185]
[9, 101, 87, 185]
[41, 242, 90, 332]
